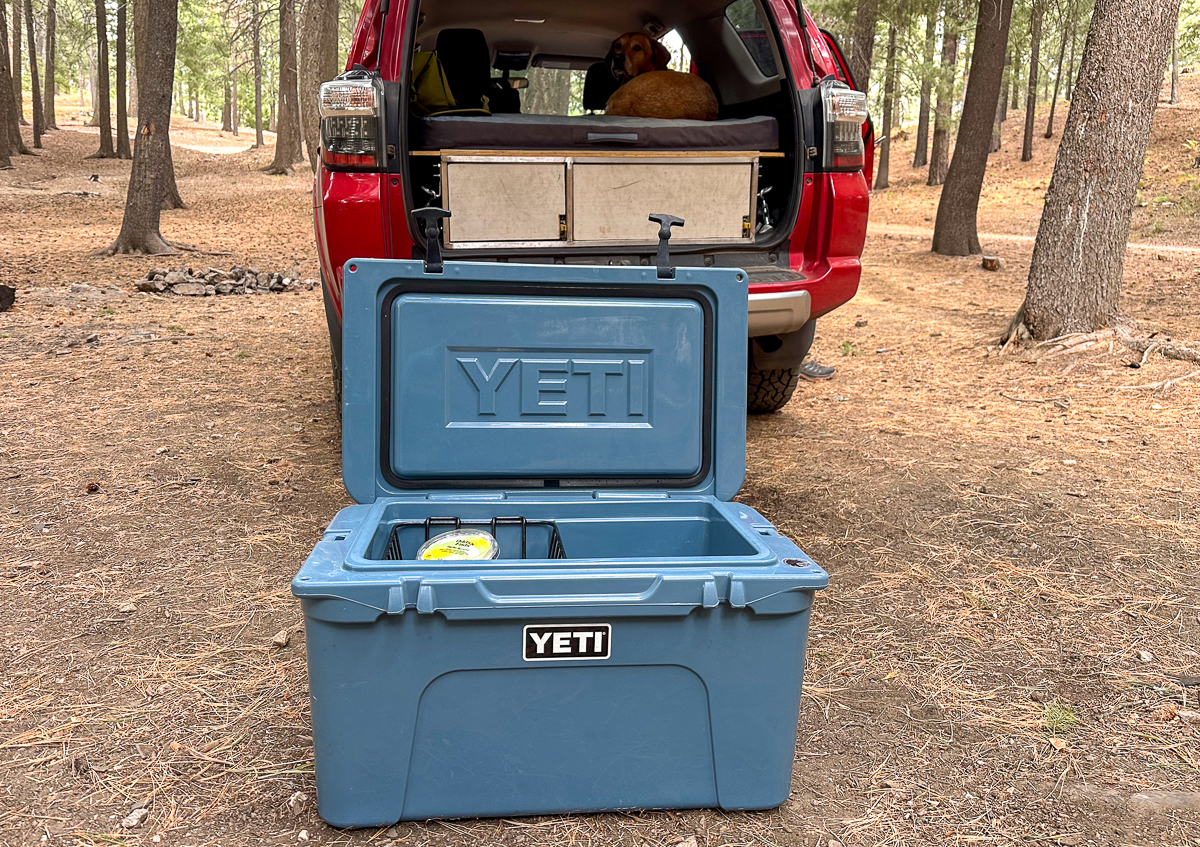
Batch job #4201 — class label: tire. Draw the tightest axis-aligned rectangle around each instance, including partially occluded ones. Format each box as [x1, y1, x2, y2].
[747, 365, 802, 414]
[746, 320, 816, 414]
[321, 275, 343, 417]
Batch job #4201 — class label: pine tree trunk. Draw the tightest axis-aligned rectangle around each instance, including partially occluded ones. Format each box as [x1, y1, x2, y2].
[928, 23, 957, 187]
[1170, 30, 1180, 104]
[874, 24, 897, 190]
[850, 0, 878, 95]
[161, 140, 184, 209]
[0, 0, 27, 156]
[221, 79, 232, 131]
[231, 69, 238, 136]
[1017, 0, 1182, 340]
[1000, 51, 1010, 122]
[42, 0, 55, 129]
[1021, 0, 1044, 161]
[115, 0, 130, 158]
[991, 82, 1004, 153]
[252, 0, 263, 147]
[127, 46, 137, 117]
[265, 0, 302, 173]
[298, 0, 338, 172]
[102, 0, 179, 254]
[23, 0, 40, 148]
[913, 8, 936, 168]
[932, 0, 1016, 256]
[90, 0, 114, 157]
[1065, 12, 1078, 98]
[1044, 0, 1073, 138]
[11, 0, 23, 126]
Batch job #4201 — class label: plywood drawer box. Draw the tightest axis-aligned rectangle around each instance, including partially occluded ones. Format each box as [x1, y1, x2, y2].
[437, 152, 758, 249]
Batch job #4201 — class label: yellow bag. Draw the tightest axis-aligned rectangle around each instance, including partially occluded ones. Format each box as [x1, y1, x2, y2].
[410, 51, 491, 116]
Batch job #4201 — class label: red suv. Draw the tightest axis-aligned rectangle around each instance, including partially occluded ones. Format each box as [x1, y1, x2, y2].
[314, 0, 870, 413]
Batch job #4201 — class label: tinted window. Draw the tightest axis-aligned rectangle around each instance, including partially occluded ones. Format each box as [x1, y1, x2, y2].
[725, 0, 778, 77]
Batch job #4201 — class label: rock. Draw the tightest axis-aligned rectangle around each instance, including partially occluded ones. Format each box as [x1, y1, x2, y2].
[146, 268, 167, 279]
[272, 629, 291, 648]
[383, 826, 399, 838]
[205, 285, 216, 296]
[257, 273, 272, 288]
[120, 808, 148, 828]
[69, 282, 92, 293]
[229, 265, 245, 280]
[170, 282, 207, 297]
[136, 278, 167, 293]
[298, 830, 309, 841]
[164, 270, 188, 286]
[675, 837, 698, 847]
[247, 267, 261, 277]
[0, 284, 16, 312]
[85, 481, 101, 493]
[1137, 649, 1154, 663]
[215, 282, 234, 295]
[119, 602, 137, 614]
[270, 278, 285, 291]
[855, 319, 868, 327]
[981, 256, 1003, 271]
[828, 841, 843, 847]
[287, 791, 308, 817]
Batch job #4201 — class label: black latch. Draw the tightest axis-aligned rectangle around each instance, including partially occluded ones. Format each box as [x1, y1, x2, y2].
[412, 207, 450, 274]
[648, 213, 684, 280]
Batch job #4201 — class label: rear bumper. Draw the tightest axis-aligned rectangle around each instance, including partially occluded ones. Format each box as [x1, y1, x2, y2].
[748, 289, 812, 337]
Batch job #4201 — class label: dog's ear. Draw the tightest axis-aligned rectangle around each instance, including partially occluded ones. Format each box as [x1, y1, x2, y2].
[606, 39, 627, 82]
[651, 38, 672, 71]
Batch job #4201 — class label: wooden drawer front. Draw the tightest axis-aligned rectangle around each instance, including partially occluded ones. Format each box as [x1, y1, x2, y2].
[445, 162, 566, 243]
[572, 162, 753, 243]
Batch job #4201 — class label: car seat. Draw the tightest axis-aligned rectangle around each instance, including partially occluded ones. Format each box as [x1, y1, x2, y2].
[435, 28, 520, 114]
[583, 62, 621, 113]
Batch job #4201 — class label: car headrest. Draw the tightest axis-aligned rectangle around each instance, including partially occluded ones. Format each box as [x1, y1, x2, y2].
[436, 28, 492, 110]
[582, 61, 621, 113]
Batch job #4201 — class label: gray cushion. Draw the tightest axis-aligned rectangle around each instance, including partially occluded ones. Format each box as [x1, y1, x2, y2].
[419, 113, 779, 151]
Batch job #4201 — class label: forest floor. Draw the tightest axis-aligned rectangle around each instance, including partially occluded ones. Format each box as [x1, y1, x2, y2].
[1, 79, 1199, 847]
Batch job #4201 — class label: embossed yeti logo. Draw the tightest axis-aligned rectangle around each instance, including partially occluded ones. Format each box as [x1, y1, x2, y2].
[455, 354, 649, 419]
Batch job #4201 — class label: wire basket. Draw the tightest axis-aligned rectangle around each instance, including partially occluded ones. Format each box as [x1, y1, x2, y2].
[384, 515, 567, 561]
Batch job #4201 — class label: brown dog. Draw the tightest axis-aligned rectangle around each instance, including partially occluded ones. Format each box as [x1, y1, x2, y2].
[604, 33, 719, 121]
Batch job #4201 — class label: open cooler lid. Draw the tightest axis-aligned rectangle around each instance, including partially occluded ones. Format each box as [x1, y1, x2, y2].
[341, 259, 747, 502]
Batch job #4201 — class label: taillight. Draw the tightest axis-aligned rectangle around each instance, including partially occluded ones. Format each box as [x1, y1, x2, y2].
[319, 76, 384, 169]
[820, 79, 868, 172]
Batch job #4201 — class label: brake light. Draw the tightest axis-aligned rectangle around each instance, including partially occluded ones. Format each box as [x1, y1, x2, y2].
[319, 77, 384, 169]
[820, 79, 868, 172]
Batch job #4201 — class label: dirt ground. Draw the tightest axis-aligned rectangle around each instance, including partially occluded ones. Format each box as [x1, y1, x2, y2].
[1, 85, 1199, 847]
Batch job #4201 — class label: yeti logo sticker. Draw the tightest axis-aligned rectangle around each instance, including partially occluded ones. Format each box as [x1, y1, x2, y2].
[523, 624, 612, 661]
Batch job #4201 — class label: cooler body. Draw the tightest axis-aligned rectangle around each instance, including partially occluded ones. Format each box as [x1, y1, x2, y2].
[296, 498, 825, 826]
[293, 258, 828, 826]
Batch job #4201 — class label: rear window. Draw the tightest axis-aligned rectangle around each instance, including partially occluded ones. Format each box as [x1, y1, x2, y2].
[725, 0, 777, 77]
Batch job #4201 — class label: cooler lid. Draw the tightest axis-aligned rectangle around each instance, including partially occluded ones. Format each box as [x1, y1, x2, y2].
[341, 259, 747, 502]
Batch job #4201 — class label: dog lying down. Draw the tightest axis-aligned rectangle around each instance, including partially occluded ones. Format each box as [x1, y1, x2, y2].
[604, 33, 719, 121]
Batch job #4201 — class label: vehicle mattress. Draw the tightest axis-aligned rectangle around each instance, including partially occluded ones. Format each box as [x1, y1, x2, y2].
[417, 113, 779, 151]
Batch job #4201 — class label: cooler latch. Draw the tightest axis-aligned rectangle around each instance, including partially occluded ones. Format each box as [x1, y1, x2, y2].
[648, 213, 684, 280]
[412, 207, 451, 274]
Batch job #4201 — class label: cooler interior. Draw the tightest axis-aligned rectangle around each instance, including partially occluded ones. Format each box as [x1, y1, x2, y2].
[359, 497, 761, 566]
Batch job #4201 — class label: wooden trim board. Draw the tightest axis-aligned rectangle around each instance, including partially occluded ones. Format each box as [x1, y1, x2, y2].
[412, 148, 785, 158]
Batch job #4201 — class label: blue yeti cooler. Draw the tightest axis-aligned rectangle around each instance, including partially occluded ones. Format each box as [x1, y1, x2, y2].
[293, 256, 828, 827]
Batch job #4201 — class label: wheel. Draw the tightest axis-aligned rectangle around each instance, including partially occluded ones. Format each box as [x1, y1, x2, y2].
[746, 320, 816, 415]
[321, 274, 343, 417]
[747, 365, 801, 414]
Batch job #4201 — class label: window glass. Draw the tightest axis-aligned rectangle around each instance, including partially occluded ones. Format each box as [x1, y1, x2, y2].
[725, 0, 778, 77]
[518, 69, 587, 116]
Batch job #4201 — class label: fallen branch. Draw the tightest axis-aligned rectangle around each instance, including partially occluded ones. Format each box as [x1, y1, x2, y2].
[1118, 368, 1200, 391]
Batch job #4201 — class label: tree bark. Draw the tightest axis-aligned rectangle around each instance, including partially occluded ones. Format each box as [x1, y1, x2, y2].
[127, 40, 137, 117]
[1064, 9, 1078, 98]
[221, 79, 232, 131]
[932, 0, 1016, 256]
[1170, 28, 1180, 104]
[1016, 0, 1182, 340]
[90, 0, 115, 158]
[102, 0, 179, 254]
[1044, 0, 1073, 137]
[0, 0, 27, 156]
[1021, 0, 1044, 161]
[231, 66, 238, 135]
[42, 0, 55, 129]
[11, 0, 23, 126]
[298, 0, 338, 171]
[874, 24, 897, 190]
[928, 22, 958, 186]
[252, 0, 263, 147]
[22, 0, 40, 148]
[913, 7, 937, 168]
[265, 0, 302, 172]
[115, 0, 130, 157]
[849, 0, 879, 95]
